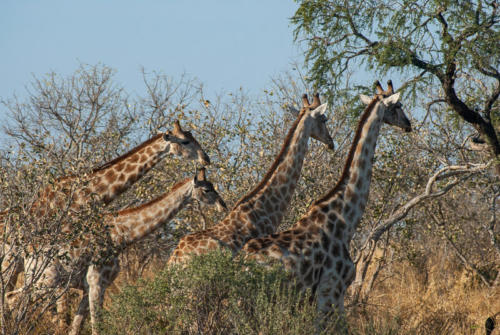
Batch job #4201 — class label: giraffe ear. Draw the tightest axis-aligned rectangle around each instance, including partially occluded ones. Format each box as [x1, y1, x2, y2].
[311, 103, 328, 116]
[285, 104, 300, 118]
[381, 92, 401, 106]
[359, 94, 372, 105]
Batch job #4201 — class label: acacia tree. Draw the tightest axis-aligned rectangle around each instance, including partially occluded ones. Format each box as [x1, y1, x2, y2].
[292, 0, 500, 174]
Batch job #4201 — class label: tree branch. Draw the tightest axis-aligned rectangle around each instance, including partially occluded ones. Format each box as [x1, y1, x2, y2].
[344, 1, 374, 45]
[441, 63, 500, 161]
[484, 79, 500, 120]
[369, 162, 490, 242]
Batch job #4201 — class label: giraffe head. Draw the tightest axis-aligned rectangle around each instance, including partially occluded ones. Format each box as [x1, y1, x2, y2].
[288, 93, 334, 150]
[359, 80, 412, 132]
[191, 168, 227, 212]
[165, 120, 211, 165]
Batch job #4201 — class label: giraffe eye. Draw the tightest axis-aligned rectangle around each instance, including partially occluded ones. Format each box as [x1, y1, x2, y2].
[180, 140, 190, 145]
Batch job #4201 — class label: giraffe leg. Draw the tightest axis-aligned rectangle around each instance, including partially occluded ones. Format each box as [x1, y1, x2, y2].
[1, 256, 23, 316]
[1, 244, 24, 292]
[69, 290, 89, 335]
[317, 283, 336, 314]
[56, 289, 69, 333]
[87, 261, 120, 335]
[316, 272, 348, 313]
[315, 276, 348, 331]
[86, 265, 103, 335]
[8, 257, 24, 291]
[71, 261, 120, 335]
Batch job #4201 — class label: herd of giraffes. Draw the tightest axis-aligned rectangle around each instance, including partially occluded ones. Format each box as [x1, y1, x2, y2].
[1, 80, 412, 334]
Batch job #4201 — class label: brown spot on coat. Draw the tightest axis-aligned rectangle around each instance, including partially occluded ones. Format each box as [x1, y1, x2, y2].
[342, 244, 349, 258]
[105, 170, 116, 183]
[324, 255, 332, 268]
[314, 252, 324, 264]
[334, 225, 343, 239]
[130, 154, 139, 163]
[320, 204, 329, 213]
[125, 164, 136, 173]
[331, 243, 340, 256]
[336, 260, 343, 274]
[278, 173, 287, 184]
[116, 163, 126, 171]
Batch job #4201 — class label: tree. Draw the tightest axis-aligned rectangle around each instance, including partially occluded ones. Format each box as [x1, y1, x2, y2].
[292, 0, 500, 174]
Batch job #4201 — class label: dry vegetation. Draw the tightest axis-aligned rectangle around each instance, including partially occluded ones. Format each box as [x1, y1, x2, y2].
[0, 64, 498, 334]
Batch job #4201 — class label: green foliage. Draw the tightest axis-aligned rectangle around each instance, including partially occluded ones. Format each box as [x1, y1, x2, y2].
[292, 0, 499, 89]
[100, 250, 342, 335]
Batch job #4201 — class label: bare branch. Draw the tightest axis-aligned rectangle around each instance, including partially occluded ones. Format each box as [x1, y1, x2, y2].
[443, 229, 492, 287]
[369, 162, 491, 242]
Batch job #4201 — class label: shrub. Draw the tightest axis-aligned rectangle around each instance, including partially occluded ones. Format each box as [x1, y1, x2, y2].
[100, 250, 342, 334]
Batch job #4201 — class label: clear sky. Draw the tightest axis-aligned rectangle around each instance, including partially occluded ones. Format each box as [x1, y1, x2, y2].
[0, 1, 302, 102]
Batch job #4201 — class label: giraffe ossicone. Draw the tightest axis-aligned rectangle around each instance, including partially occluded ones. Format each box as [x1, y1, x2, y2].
[242, 80, 412, 314]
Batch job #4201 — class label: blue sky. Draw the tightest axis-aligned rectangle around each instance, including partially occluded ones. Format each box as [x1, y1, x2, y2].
[1, 1, 302, 102]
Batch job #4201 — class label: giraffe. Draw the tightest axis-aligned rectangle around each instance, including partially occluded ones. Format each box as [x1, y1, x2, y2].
[168, 94, 335, 264]
[7, 168, 226, 335]
[33, 119, 211, 214]
[0, 120, 210, 292]
[242, 80, 412, 314]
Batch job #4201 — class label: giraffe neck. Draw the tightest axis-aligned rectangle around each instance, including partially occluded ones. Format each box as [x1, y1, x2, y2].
[109, 178, 193, 246]
[311, 98, 382, 243]
[86, 134, 171, 204]
[225, 112, 315, 237]
[31, 134, 172, 221]
[341, 100, 384, 240]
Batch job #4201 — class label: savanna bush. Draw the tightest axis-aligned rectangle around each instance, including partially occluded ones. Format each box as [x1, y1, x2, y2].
[100, 250, 343, 335]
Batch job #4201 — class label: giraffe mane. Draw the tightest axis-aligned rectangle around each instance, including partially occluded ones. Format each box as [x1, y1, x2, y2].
[92, 133, 165, 173]
[232, 110, 307, 208]
[313, 98, 379, 205]
[117, 177, 191, 215]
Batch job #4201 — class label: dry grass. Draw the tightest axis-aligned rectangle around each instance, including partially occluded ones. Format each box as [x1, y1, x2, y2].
[348, 250, 499, 335]
[7, 249, 498, 334]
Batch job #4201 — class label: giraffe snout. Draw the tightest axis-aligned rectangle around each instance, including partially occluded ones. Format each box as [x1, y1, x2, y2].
[327, 139, 335, 150]
[215, 197, 228, 212]
[199, 152, 211, 166]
